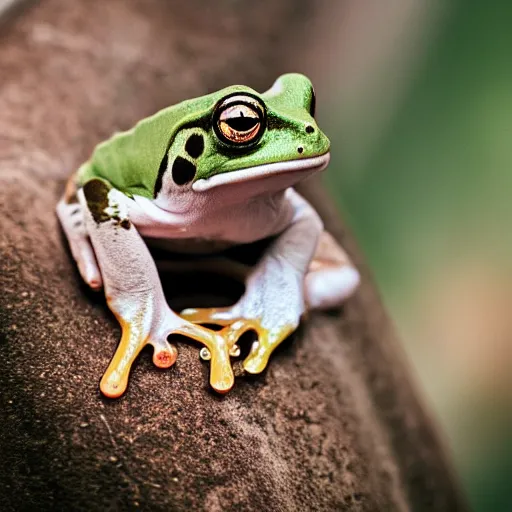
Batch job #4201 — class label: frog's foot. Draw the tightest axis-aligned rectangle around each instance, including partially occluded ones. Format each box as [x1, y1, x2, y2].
[100, 313, 177, 398]
[177, 320, 237, 394]
[100, 307, 235, 398]
[180, 307, 297, 376]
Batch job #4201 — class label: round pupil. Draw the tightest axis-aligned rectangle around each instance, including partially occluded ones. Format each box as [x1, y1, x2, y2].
[226, 113, 258, 132]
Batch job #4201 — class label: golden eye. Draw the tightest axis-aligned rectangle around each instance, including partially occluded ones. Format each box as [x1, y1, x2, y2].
[218, 105, 260, 143]
[214, 94, 266, 146]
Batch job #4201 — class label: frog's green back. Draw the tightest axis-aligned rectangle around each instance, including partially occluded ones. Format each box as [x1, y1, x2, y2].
[77, 86, 250, 198]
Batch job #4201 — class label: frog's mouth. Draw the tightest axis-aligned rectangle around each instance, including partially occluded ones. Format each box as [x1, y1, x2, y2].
[192, 152, 330, 192]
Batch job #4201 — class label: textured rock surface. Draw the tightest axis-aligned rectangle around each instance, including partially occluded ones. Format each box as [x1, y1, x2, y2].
[0, 1, 467, 510]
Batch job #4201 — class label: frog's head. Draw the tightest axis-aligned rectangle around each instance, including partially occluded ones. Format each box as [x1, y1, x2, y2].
[154, 73, 330, 210]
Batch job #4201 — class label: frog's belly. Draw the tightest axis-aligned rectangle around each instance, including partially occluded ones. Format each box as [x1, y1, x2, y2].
[144, 236, 237, 255]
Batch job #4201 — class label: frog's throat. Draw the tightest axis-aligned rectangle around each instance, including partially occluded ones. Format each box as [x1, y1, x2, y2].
[192, 152, 330, 192]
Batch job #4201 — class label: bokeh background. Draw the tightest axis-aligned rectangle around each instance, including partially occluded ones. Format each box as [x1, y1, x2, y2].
[311, 1, 511, 511]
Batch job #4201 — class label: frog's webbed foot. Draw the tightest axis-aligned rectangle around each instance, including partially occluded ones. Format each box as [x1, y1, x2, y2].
[181, 297, 298, 377]
[100, 307, 178, 398]
[177, 320, 238, 393]
[100, 308, 235, 397]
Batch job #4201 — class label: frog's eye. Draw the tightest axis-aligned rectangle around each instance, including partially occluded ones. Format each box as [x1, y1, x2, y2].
[213, 94, 266, 146]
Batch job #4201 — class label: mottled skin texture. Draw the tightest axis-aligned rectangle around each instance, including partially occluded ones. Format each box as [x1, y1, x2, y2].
[0, 0, 467, 511]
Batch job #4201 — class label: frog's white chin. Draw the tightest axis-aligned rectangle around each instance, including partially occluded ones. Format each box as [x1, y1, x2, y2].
[192, 152, 330, 192]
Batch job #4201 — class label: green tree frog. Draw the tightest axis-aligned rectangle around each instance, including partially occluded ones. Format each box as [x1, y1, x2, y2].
[57, 73, 360, 398]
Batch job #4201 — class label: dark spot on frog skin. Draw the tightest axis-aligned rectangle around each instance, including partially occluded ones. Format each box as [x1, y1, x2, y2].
[154, 152, 168, 197]
[305, 125, 314, 134]
[172, 156, 196, 185]
[110, 215, 131, 230]
[154, 114, 211, 197]
[185, 133, 205, 159]
[83, 179, 111, 223]
[309, 87, 316, 118]
[297, 147, 304, 154]
[119, 218, 131, 230]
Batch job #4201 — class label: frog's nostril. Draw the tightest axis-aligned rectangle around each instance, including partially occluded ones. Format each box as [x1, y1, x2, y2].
[297, 147, 304, 154]
[305, 125, 314, 134]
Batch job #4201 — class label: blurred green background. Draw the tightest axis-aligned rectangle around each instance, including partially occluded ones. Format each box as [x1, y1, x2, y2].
[318, 1, 511, 511]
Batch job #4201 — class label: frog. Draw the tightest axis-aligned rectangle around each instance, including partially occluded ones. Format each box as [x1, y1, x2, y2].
[56, 73, 360, 398]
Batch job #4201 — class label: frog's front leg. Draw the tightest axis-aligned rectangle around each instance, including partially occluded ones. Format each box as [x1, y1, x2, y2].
[181, 189, 359, 375]
[56, 174, 103, 290]
[80, 179, 231, 397]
